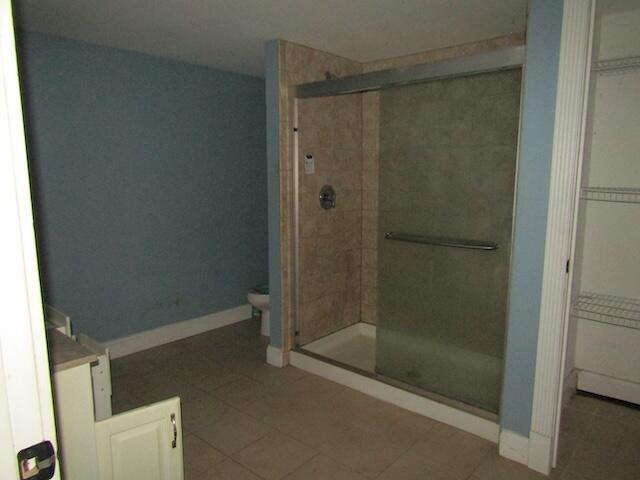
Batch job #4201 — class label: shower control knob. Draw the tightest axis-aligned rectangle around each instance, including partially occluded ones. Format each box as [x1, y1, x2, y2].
[319, 185, 336, 210]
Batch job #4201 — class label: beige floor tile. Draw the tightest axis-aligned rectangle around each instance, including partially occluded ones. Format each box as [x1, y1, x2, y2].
[193, 410, 273, 455]
[555, 432, 581, 469]
[250, 398, 352, 448]
[583, 416, 629, 449]
[211, 376, 274, 408]
[110, 388, 145, 414]
[594, 398, 639, 422]
[318, 424, 415, 478]
[609, 442, 640, 480]
[183, 434, 226, 479]
[115, 320, 640, 480]
[400, 425, 494, 479]
[377, 453, 460, 480]
[471, 455, 547, 480]
[193, 371, 244, 392]
[231, 361, 308, 388]
[232, 431, 316, 480]
[180, 394, 234, 432]
[284, 455, 368, 480]
[567, 394, 601, 414]
[199, 458, 262, 480]
[557, 472, 592, 480]
[559, 407, 594, 436]
[345, 393, 436, 443]
[140, 376, 206, 404]
[563, 441, 616, 480]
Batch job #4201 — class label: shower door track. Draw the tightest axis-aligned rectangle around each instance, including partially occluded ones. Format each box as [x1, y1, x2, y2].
[292, 45, 524, 98]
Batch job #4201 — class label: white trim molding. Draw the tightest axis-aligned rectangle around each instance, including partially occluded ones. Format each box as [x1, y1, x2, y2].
[577, 370, 640, 406]
[266, 345, 288, 368]
[105, 304, 251, 358]
[499, 429, 529, 466]
[529, 0, 595, 475]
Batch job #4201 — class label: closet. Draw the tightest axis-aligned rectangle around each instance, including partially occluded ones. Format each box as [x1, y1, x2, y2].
[566, 0, 640, 405]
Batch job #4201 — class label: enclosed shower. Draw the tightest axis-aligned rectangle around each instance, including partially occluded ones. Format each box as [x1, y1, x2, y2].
[288, 45, 524, 423]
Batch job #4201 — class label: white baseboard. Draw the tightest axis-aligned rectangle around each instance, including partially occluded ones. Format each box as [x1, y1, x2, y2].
[499, 429, 529, 465]
[577, 369, 640, 405]
[266, 345, 287, 368]
[105, 304, 251, 358]
[528, 430, 553, 475]
[289, 350, 499, 443]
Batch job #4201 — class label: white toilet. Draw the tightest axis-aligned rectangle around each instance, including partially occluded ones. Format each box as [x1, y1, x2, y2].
[248, 284, 270, 337]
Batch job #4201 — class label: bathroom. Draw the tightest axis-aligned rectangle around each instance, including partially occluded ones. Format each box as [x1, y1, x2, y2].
[2, 0, 639, 479]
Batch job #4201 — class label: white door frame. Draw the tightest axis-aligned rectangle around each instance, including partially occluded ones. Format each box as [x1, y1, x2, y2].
[528, 0, 595, 475]
[0, 1, 60, 478]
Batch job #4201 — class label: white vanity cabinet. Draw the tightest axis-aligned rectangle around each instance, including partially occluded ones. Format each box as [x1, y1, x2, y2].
[47, 329, 184, 480]
[95, 398, 183, 480]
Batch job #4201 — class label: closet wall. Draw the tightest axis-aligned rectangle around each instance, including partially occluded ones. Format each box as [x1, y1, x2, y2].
[566, 0, 640, 404]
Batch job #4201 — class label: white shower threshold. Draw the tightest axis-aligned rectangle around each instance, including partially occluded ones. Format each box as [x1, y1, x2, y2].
[290, 322, 500, 443]
[303, 322, 377, 373]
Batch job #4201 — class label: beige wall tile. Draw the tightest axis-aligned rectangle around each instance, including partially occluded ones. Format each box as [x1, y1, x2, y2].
[362, 33, 524, 73]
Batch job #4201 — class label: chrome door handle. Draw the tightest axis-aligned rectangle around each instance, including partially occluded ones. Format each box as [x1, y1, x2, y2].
[171, 413, 177, 448]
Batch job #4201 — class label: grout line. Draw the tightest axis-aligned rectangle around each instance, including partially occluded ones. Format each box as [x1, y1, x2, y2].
[371, 435, 422, 479]
[280, 452, 321, 479]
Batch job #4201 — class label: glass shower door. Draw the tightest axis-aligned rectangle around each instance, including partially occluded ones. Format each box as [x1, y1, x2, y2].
[375, 69, 522, 413]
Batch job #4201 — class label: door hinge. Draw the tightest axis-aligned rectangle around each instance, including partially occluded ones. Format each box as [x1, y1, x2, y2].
[17, 441, 56, 480]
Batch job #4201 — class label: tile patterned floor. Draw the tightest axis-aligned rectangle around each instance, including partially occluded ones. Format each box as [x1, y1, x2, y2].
[111, 319, 640, 480]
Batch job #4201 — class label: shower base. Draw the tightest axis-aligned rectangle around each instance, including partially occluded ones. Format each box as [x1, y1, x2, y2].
[292, 322, 499, 443]
[303, 322, 376, 373]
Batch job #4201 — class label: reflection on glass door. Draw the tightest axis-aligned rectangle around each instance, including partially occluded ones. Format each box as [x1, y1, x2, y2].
[375, 69, 522, 413]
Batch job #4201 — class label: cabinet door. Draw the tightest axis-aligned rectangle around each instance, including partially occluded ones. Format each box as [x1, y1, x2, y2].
[95, 397, 183, 480]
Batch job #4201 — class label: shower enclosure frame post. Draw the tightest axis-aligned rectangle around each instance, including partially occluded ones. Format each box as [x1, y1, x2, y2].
[528, 0, 595, 475]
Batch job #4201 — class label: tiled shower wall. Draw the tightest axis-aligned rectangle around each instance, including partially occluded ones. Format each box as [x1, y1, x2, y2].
[298, 94, 363, 344]
[277, 41, 362, 348]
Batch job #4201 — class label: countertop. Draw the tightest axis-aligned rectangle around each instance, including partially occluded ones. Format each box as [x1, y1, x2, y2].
[47, 329, 97, 373]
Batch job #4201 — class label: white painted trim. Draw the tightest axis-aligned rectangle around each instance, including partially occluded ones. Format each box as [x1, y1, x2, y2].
[105, 304, 251, 358]
[289, 350, 499, 443]
[499, 429, 529, 466]
[266, 345, 288, 368]
[0, 1, 60, 476]
[528, 431, 554, 475]
[577, 370, 640, 405]
[530, 0, 595, 475]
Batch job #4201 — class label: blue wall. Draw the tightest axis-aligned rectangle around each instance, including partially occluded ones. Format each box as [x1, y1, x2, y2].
[501, 0, 564, 436]
[19, 32, 268, 342]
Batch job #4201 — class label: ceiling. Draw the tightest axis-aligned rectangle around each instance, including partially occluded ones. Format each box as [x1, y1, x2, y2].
[15, 0, 527, 77]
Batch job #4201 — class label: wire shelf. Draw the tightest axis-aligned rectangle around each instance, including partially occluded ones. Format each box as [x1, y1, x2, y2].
[573, 292, 640, 330]
[581, 187, 640, 204]
[593, 55, 640, 75]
